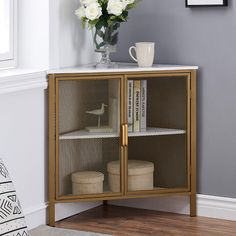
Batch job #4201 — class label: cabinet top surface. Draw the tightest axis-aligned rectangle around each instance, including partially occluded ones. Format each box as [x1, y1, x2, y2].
[47, 63, 198, 75]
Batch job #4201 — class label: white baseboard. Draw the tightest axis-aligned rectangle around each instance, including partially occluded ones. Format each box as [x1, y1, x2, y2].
[24, 203, 48, 230]
[109, 194, 236, 221]
[24, 201, 103, 230]
[198, 194, 236, 221]
[24, 195, 236, 230]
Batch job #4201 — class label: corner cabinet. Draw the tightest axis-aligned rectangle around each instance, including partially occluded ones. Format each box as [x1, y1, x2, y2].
[48, 64, 197, 226]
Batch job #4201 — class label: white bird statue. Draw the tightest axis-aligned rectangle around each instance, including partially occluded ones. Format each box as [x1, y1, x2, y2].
[86, 103, 108, 128]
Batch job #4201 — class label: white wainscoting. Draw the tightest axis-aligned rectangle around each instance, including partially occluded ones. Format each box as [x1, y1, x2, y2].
[0, 71, 47, 230]
[0, 70, 47, 94]
[0, 71, 102, 229]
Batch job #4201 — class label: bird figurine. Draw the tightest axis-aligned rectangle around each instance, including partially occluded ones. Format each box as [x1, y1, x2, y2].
[86, 103, 108, 128]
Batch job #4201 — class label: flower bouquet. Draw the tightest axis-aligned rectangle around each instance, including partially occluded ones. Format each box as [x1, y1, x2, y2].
[75, 0, 140, 67]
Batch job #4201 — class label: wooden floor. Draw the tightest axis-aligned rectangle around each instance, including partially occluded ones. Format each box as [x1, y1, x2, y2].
[55, 205, 236, 236]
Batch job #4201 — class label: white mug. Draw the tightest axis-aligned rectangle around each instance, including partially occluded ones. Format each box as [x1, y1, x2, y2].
[129, 42, 155, 67]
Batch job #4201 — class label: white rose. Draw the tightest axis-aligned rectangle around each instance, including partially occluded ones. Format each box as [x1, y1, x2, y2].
[107, 0, 124, 16]
[85, 2, 102, 21]
[80, 0, 97, 6]
[75, 6, 86, 19]
[122, 0, 135, 9]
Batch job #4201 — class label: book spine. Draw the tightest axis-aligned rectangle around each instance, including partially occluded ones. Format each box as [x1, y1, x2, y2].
[133, 80, 141, 132]
[127, 80, 134, 132]
[140, 80, 147, 131]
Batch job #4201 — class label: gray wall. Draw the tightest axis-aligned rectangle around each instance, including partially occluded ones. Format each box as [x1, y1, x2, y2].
[113, 0, 236, 198]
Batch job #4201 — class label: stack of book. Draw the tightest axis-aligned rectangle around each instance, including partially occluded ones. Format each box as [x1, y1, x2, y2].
[127, 80, 147, 132]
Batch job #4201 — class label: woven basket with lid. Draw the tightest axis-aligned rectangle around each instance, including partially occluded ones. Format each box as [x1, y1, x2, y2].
[107, 160, 154, 192]
[72, 171, 104, 195]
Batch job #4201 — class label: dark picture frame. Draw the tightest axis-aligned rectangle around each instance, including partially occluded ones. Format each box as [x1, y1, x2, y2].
[186, 0, 228, 7]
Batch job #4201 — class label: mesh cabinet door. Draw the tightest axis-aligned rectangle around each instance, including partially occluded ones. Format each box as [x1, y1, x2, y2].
[56, 77, 124, 198]
[126, 75, 190, 194]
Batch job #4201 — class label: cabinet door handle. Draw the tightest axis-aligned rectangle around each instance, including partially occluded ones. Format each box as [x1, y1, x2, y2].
[121, 124, 128, 147]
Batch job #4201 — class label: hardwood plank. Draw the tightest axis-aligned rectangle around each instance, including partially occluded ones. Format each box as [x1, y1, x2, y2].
[55, 205, 236, 236]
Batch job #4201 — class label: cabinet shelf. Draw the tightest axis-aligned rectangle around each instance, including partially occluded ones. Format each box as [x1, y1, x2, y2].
[59, 127, 185, 140]
[59, 130, 119, 140]
[129, 127, 186, 137]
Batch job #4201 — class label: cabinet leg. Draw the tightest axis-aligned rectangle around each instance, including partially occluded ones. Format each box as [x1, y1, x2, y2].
[103, 200, 108, 206]
[190, 194, 196, 217]
[49, 202, 55, 226]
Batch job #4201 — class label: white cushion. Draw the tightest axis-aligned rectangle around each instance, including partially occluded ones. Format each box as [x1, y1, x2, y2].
[0, 158, 29, 236]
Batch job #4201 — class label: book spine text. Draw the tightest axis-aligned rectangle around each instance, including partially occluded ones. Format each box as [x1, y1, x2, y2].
[140, 80, 147, 131]
[133, 80, 141, 132]
[127, 80, 134, 132]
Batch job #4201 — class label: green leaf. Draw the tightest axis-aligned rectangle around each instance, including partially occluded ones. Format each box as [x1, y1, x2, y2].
[109, 15, 117, 22]
[81, 18, 86, 29]
[126, 0, 141, 10]
[107, 16, 118, 26]
[118, 15, 127, 22]
[122, 11, 129, 18]
[88, 19, 100, 30]
[126, 3, 135, 10]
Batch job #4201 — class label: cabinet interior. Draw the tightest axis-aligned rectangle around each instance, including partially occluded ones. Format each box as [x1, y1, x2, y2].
[59, 138, 120, 196]
[128, 135, 187, 189]
[58, 79, 120, 134]
[138, 76, 187, 130]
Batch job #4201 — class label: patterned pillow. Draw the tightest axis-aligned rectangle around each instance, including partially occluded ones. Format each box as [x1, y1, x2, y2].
[0, 158, 29, 236]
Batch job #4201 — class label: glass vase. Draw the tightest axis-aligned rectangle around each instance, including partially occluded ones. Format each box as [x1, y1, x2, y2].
[93, 23, 120, 68]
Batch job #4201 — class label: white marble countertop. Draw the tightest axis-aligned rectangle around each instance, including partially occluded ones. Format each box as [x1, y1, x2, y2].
[47, 63, 198, 74]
